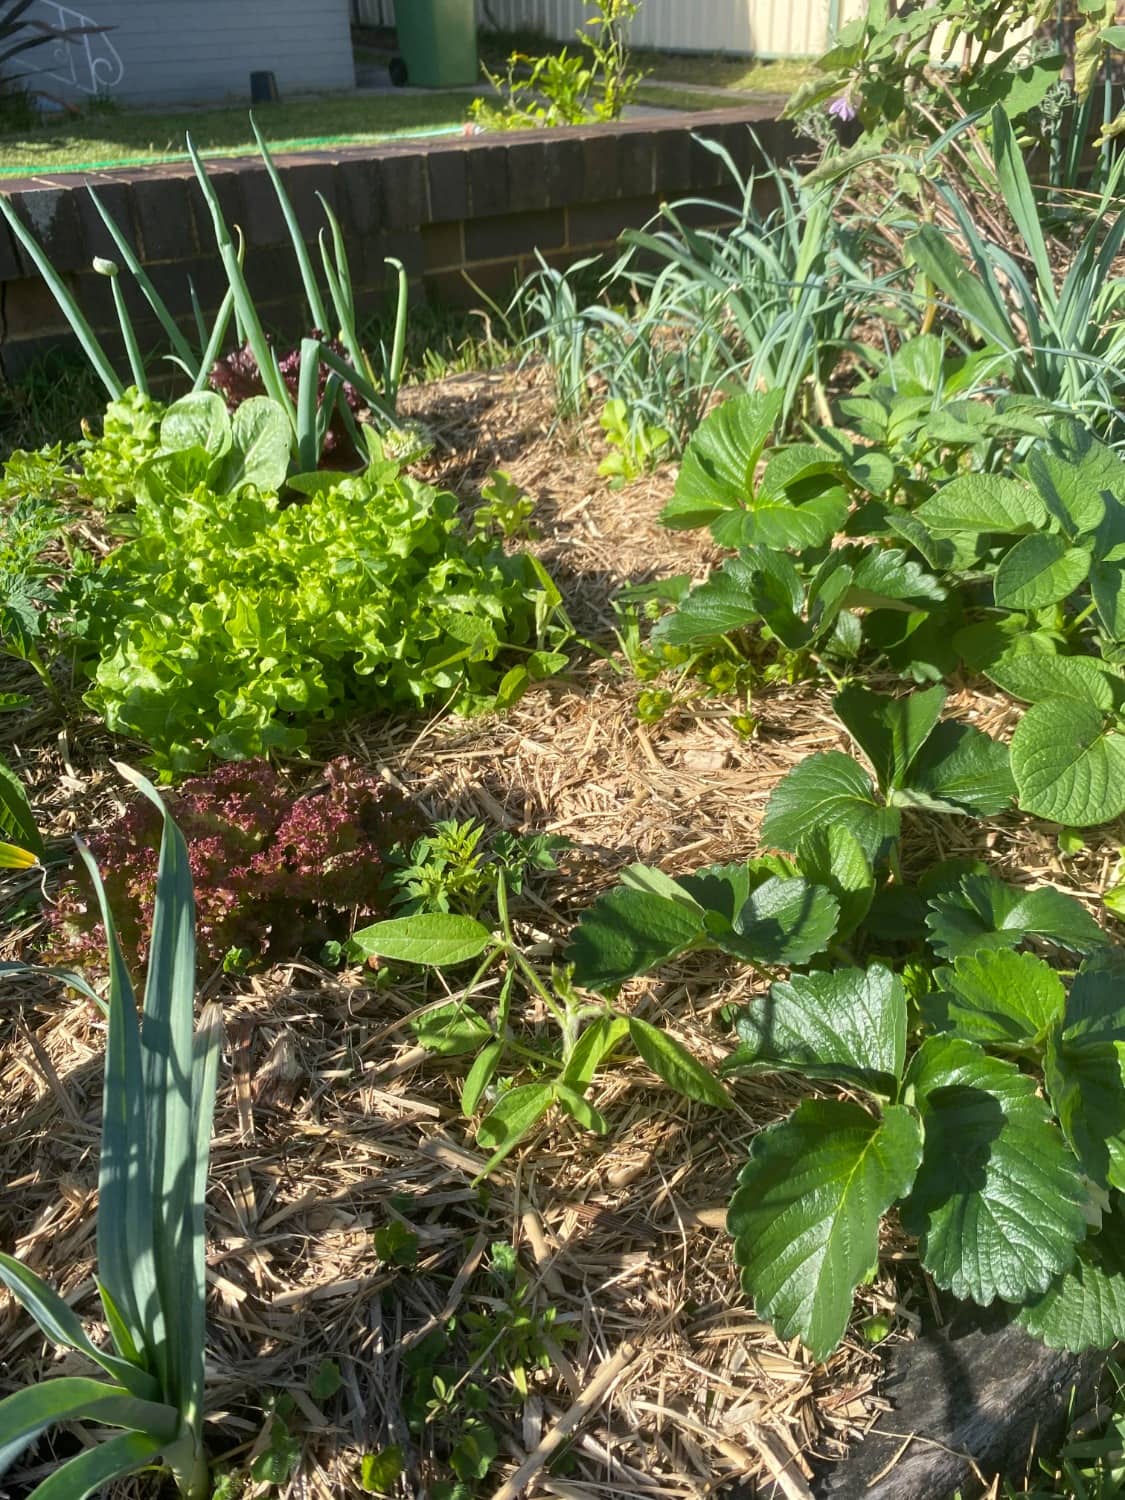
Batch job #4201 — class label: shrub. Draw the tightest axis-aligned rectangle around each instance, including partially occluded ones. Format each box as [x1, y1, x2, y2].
[47, 757, 399, 972]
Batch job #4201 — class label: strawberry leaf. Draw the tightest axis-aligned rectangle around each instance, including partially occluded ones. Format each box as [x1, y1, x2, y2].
[726, 963, 905, 1094]
[1016, 1198, 1125, 1352]
[925, 873, 1108, 962]
[926, 949, 1065, 1047]
[895, 720, 1015, 816]
[725, 876, 840, 965]
[567, 887, 706, 992]
[1045, 954, 1125, 1191]
[834, 683, 947, 791]
[761, 751, 899, 864]
[660, 390, 784, 530]
[728, 1100, 922, 1361]
[795, 825, 874, 940]
[903, 1036, 1086, 1304]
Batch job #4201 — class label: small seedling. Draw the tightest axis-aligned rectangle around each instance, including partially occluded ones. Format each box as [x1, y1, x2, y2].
[350, 866, 732, 1177]
[597, 398, 671, 488]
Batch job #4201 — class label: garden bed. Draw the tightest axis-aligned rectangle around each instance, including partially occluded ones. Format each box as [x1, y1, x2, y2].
[2, 361, 1117, 1499]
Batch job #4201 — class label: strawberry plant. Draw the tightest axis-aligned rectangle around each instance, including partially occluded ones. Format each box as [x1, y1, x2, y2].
[559, 825, 1117, 1368]
[652, 541, 951, 679]
[559, 739, 1117, 1365]
[725, 948, 1125, 1362]
[924, 871, 1106, 962]
[836, 334, 1051, 481]
[905, 420, 1125, 825]
[761, 683, 1014, 860]
[567, 832, 869, 993]
[563, 686, 1016, 998]
[645, 380, 1125, 829]
[566, 839, 1105, 1000]
[658, 389, 891, 550]
[340, 676, 1119, 1364]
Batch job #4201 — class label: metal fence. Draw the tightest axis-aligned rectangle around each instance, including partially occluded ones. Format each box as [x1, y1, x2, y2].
[350, 0, 861, 57]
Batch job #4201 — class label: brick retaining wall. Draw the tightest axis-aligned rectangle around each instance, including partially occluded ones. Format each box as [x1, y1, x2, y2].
[0, 107, 793, 385]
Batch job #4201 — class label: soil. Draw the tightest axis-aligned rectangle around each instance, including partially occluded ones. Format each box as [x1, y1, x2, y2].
[0, 364, 1118, 1499]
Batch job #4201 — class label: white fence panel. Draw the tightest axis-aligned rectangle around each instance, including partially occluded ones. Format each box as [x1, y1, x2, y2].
[356, 2, 839, 57]
[478, 0, 836, 57]
[354, 0, 1034, 67]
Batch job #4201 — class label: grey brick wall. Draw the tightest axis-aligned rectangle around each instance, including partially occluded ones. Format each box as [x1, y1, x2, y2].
[0, 107, 794, 384]
[11, 0, 355, 106]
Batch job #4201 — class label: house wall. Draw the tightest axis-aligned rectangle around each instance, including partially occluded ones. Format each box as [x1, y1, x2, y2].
[11, 0, 356, 106]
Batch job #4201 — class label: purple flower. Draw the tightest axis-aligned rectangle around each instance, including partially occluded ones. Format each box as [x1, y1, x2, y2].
[827, 93, 858, 123]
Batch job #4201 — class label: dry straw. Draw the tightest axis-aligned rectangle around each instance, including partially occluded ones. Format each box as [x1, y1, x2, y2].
[1, 366, 1115, 1497]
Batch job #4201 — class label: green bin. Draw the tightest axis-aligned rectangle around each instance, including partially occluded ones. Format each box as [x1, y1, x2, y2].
[391, 0, 478, 88]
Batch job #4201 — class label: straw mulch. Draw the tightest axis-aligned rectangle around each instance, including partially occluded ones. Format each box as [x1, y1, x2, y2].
[1, 365, 1120, 1500]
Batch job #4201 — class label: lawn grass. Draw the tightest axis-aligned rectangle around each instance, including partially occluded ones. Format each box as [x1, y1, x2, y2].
[0, 91, 475, 174]
[473, 32, 815, 96]
[638, 54, 816, 95]
[634, 83, 781, 112]
[0, 35, 809, 174]
[357, 33, 815, 100]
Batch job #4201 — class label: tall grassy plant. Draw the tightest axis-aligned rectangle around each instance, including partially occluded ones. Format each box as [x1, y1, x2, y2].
[514, 137, 871, 443]
[511, 253, 604, 420]
[0, 118, 409, 466]
[907, 107, 1125, 432]
[0, 765, 221, 1500]
[611, 137, 866, 429]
